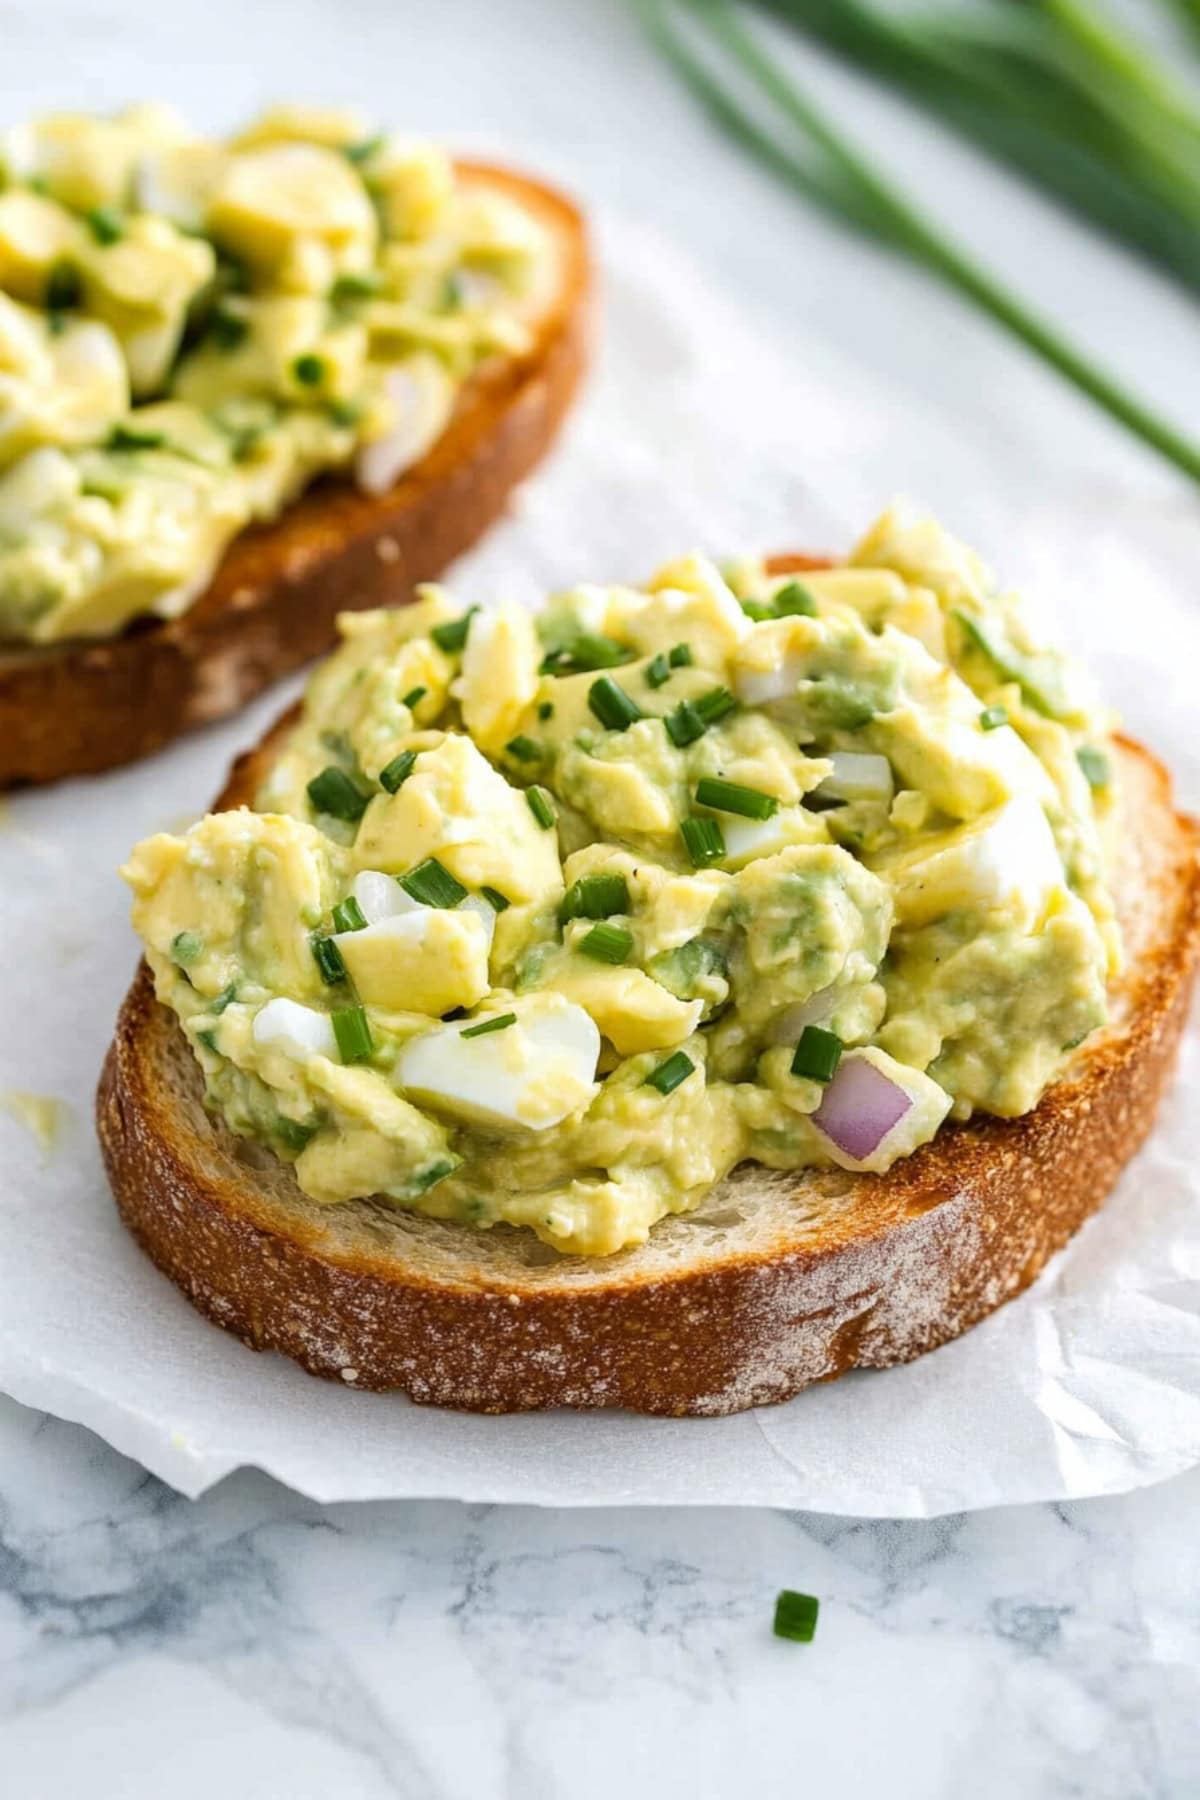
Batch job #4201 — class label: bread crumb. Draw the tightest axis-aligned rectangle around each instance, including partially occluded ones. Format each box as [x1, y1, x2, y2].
[340, 1366, 359, 1382]
[375, 535, 402, 565]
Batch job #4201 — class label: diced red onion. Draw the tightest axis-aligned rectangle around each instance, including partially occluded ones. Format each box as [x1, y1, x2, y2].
[812, 1054, 912, 1162]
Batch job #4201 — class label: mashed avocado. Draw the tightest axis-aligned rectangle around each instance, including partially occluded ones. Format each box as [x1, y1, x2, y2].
[0, 103, 550, 643]
[123, 509, 1119, 1256]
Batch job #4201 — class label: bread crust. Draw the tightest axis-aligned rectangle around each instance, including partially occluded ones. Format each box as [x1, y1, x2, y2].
[0, 163, 592, 787]
[96, 568, 1200, 1414]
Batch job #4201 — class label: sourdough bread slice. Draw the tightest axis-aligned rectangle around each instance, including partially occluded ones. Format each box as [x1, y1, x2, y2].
[97, 697, 1200, 1414]
[1, 164, 591, 787]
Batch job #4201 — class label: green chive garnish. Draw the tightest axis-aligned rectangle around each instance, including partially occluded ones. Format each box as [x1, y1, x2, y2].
[774, 580, 818, 617]
[211, 983, 238, 1014]
[645, 652, 671, 688]
[431, 608, 478, 654]
[332, 895, 368, 934]
[773, 1590, 819, 1644]
[695, 777, 778, 821]
[579, 922, 633, 964]
[481, 886, 511, 913]
[196, 1028, 219, 1053]
[307, 765, 371, 823]
[276, 1117, 318, 1153]
[588, 676, 643, 732]
[538, 701, 554, 720]
[790, 1025, 842, 1083]
[695, 686, 737, 726]
[379, 749, 417, 793]
[344, 134, 385, 165]
[292, 352, 326, 388]
[506, 734, 543, 762]
[1077, 746, 1111, 790]
[645, 1050, 695, 1095]
[332, 1004, 373, 1064]
[740, 600, 776, 621]
[681, 816, 726, 867]
[980, 705, 1009, 731]
[402, 686, 427, 710]
[460, 1011, 517, 1039]
[441, 271, 465, 313]
[171, 930, 203, 965]
[311, 934, 347, 985]
[664, 700, 706, 747]
[541, 632, 631, 675]
[85, 204, 124, 245]
[330, 269, 385, 305]
[107, 423, 167, 452]
[327, 398, 362, 428]
[669, 642, 693, 667]
[559, 872, 630, 924]
[400, 857, 468, 908]
[208, 304, 248, 350]
[526, 786, 557, 830]
[45, 260, 82, 312]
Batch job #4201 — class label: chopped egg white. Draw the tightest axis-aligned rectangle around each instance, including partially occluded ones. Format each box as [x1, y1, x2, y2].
[877, 795, 1065, 930]
[394, 994, 600, 1131]
[252, 997, 337, 1060]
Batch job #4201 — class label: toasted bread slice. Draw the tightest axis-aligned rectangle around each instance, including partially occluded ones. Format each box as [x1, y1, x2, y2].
[0, 164, 591, 788]
[97, 559, 1200, 1415]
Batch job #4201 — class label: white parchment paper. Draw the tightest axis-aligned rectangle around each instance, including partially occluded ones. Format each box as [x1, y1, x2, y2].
[1, 218, 1198, 1513]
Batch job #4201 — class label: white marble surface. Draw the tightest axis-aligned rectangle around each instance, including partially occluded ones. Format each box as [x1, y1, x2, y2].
[3, 0, 1200, 1790]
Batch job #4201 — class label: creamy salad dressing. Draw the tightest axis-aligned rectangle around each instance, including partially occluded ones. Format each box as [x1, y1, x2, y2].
[123, 509, 1119, 1256]
[0, 104, 550, 642]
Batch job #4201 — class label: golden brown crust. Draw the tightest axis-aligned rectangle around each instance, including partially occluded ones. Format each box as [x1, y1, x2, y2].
[0, 163, 592, 787]
[95, 566, 1200, 1414]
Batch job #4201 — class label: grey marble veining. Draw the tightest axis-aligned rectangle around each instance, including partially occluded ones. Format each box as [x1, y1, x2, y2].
[2, 1393, 1197, 1798]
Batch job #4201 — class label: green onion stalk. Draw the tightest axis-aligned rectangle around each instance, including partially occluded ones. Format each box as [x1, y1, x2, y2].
[636, 0, 1200, 487]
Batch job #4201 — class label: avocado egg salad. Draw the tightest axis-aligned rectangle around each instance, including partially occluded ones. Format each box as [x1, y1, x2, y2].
[122, 508, 1120, 1258]
[0, 103, 551, 643]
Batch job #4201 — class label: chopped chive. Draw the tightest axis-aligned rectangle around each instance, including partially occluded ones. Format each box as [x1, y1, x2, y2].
[292, 352, 326, 388]
[306, 765, 371, 823]
[695, 776, 778, 821]
[196, 1028, 219, 1053]
[211, 983, 238, 1014]
[774, 579, 818, 617]
[107, 423, 166, 452]
[559, 872, 631, 924]
[332, 1004, 373, 1064]
[276, 1116, 318, 1153]
[208, 304, 248, 350]
[669, 642, 693, 667]
[47, 309, 69, 336]
[45, 260, 82, 312]
[526, 786, 557, 830]
[440, 270, 465, 313]
[681, 815, 726, 867]
[695, 686, 738, 726]
[791, 1025, 842, 1083]
[327, 398, 363, 428]
[506, 734, 543, 762]
[400, 857, 468, 908]
[980, 705, 1009, 732]
[664, 699, 706, 747]
[1077, 746, 1111, 790]
[410, 1157, 456, 1192]
[645, 651, 671, 688]
[332, 895, 368, 934]
[543, 632, 632, 674]
[344, 134, 385, 165]
[740, 599, 776, 621]
[481, 885, 511, 913]
[170, 930, 203, 965]
[579, 921, 634, 964]
[330, 269, 385, 305]
[588, 675, 643, 732]
[645, 1050, 695, 1095]
[379, 749, 417, 793]
[460, 1011, 517, 1039]
[773, 1590, 819, 1644]
[430, 608, 478, 654]
[85, 203, 124, 245]
[311, 934, 347, 985]
[402, 685, 428, 710]
[538, 701, 554, 720]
